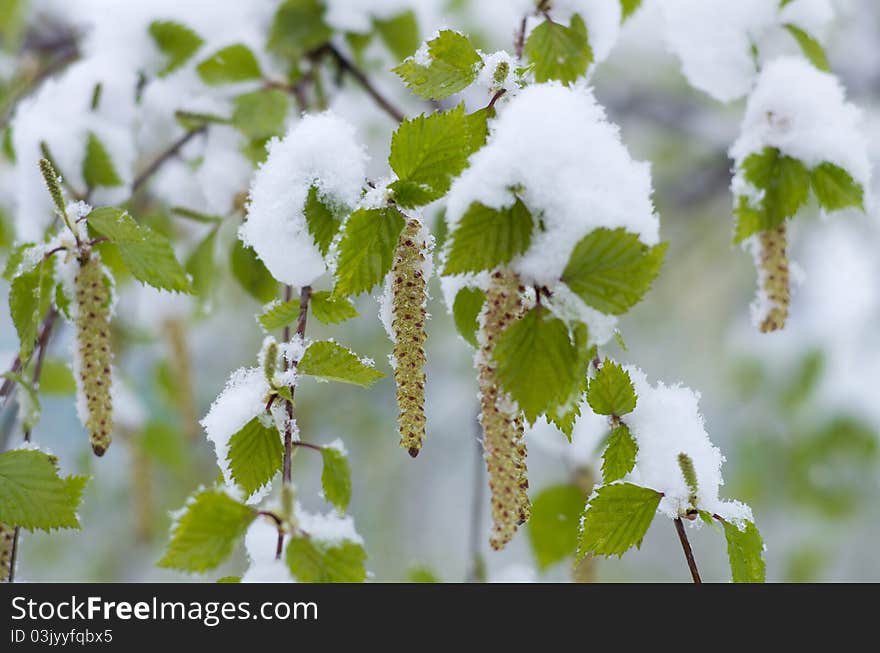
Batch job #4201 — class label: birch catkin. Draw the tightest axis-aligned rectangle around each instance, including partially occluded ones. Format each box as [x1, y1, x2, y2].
[756, 224, 790, 333]
[478, 269, 530, 550]
[0, 523, 13, 582]
[392, 218, 429, 458]
[75, 254, 113, 456]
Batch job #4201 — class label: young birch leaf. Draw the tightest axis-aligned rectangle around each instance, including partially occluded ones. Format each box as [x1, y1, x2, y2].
[286, 537, 366, 583]
[601, 424, 638, 483]
[303, 186, 343, 257]
[298, 341, 384, 387]
[227, 417, 283, 499]
[392, 30, 483, 100]
[493, 306, 580, 423]
[577, 483, 661, 558]
[620, 0, 643, 20]
[232, 89, 289, 140]
[268, 0, 332, 64]
[258, 299, 300, 331]
[443, 199, 534, 275]
[185, 227, 218, 298]
[196, 44, 262, 85]
[230, 240, 278, 303]
[783, 24, 830, 72]
[525, 14, 592, 85]
[321, 446, 352, 512]
[810, 162, 864, 212]
[310, 291, 358, 324]
[722, 520, 766, 583]
[735, 147, 810, 242]
[83, 132, 123, 188]
[159, 489, 256, 572]
[334, 207, 405, 296]
[587, 361, 637, 416]
[374, 10, 420, 61]
[562, 228, 667, 315]
[527, 484, 584, 571]
[0, 449, 88, 531]
[87, 207, 192, 292]
[9, 261, 48, 360]
[452, 286, 485, 348]
[149, 20, 204, 76]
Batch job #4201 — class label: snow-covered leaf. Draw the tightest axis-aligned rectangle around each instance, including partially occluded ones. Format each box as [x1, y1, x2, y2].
[258, 299, 300, 331]
[810, 162, 864, 212]
[303, 186, 343, 257]
[525, 14, 592, 85]
[443, 199, 534, 275]
[310, 291, 358, 325]
[298, 341, 384, 387]
[334, 207, 405, 297]
[227, 417, 282, 499]
[578, 483, 661, 558]
[527, 484, 584, 570]
[393, 30, 482, 100]
[9, 258, 51, 361]
[735, 147, 810, 242]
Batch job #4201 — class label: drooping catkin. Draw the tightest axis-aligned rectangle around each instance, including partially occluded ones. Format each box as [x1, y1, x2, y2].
[478, 269, 530, 550]
[755, 224, 790, 333]
[392, 218, 429, 458]
[0, 523, 14, 582]
[74, 254, 113, 456]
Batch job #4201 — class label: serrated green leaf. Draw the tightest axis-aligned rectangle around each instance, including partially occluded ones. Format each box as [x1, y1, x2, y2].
[465, 107, 490, 152]
[232, 89, 289, 140]
[810, 162, 864, 212]
[375, 10, 420, 62]
[258, 299, 301, 331]
[392, 30, 482, 100]
[230, 240, 278, 303]
[87, 207, 191, 292]
[443, 199, 534, 275]
[310, 291, 358, 324]
[185, 227, 218, 298]
[494, 306, 580, 423]
[304, 185, 343, 257]
[9, 260, 48, 361]
[159, 489, 256, 572]
[525, 14, 592, 85]
[0, 449, 88, 531]
[286, 536, 366, 583]
[783, 24, 830, 72]
[149, 20, 204, 76]
[268, 0, 332, 64]
[37, 358, 76, 395]
[527, 484, 584, 571]
[588, 361, 636, 416]
[389, 104, 472, 208]
[601, 424, 638, 484]
[620, 0, 643, 20]
[196, 44, 262, 85]
[334, 207, 405, 297]
[227, 417, 283, 499]
[722, 519, 766, 583]
[452, 286, 485, 348]
[578, 483, 661, 558]
[321, 446, 352, 512]
[298, 341, 384, 387]
[82, 132, 123, 188]
[562, 228, 667, 315]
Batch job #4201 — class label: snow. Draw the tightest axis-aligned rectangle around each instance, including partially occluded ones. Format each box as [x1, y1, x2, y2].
[527, 411, 608, 468]
[444, 82, 659, 304]
[550, 0, 622, 65]
[294, 503, 363, 546]
[324, 0, 411, 34]
[730, 56, 871, 188]
[241, 516, 294, 583]
[239, 113, 368, 287]
[476, 51, 517, 92]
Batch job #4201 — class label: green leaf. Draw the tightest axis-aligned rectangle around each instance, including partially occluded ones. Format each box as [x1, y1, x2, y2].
[525, 14, 592, 85]
[465, 107, 490, 152]
[268, 0, 332, 64]
[258, 299, 301, 331]
[562, 228, 667, 315]
[321, 446, 352, 512]
[601, 424, 638, 484]
[783, 24, 830, 72]
[392, 30, 482, 100]
[1, 372, 40, 430]
[587, 361, 637, 416]
[0, 449, 88, 531]
[286, 536, 366, 583]
[227, 417, 283, 499]
[375, 10, 420, 62]
[9, 260, 49, 361]
[452, 286, 485, 348]
[443, 199, 534, 275]
[230, 240, 278, 303]
[722, 520, 766, 583]
[232, 89, 289, 140]
[407, 566, 439, 583]
[298, 341, 384, 388]
[494, 306, 580, 423]
[310, 291, 358, 324]
[304, 185, 344, 257]
[149, 20, 204, 76]
[527, 484, 584, 571]
[37, 358, 76, 395]
[577, 483, 661, 558]
[159, 489, 256, 572]
[334, 207, 405, 297]
[389, 104, 472, 208]
[185, 227, 218, 298]
[82, 132, 122, 188]
[87, 207, 191, 292]
[620, 0, 643, 20]
[216, 576, 241, 583]
[810, 162, 864, 212]
[196, 44, 262, 85]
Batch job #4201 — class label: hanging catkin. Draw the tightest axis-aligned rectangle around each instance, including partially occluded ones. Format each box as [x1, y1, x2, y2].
[0, 523, 13, 582]
[391, 218, 429, 457]
[478, 269, 530, 550]
[755, 224, 790, 333]
[74, 254, 113, 456]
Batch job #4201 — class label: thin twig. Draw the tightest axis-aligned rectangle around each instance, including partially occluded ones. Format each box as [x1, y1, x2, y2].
[323, 44, 405, 123]
[515, 15, 528, 60]
[131, 126, 206, 193]
[0, 42, 79, 129]
[674, 517, 702, 584]
[292, 441, 323, 453]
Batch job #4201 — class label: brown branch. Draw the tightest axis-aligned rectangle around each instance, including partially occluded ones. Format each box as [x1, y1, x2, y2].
[674, 517, 702, 584]
[292, 441, 323, 453]
[487, 89, 507, 112]
[515, 15, 528, 60]
[323, 44, 405, 124]
[131, 126, 206, 193]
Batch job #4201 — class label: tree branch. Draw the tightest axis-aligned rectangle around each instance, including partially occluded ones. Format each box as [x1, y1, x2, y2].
[131, 126, 206, 194]
[323, 44, 405, 124]
[674, 517, 702, 584]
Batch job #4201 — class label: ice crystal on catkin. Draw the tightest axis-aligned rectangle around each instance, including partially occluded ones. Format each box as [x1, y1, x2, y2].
[478, 269, 530, 550]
